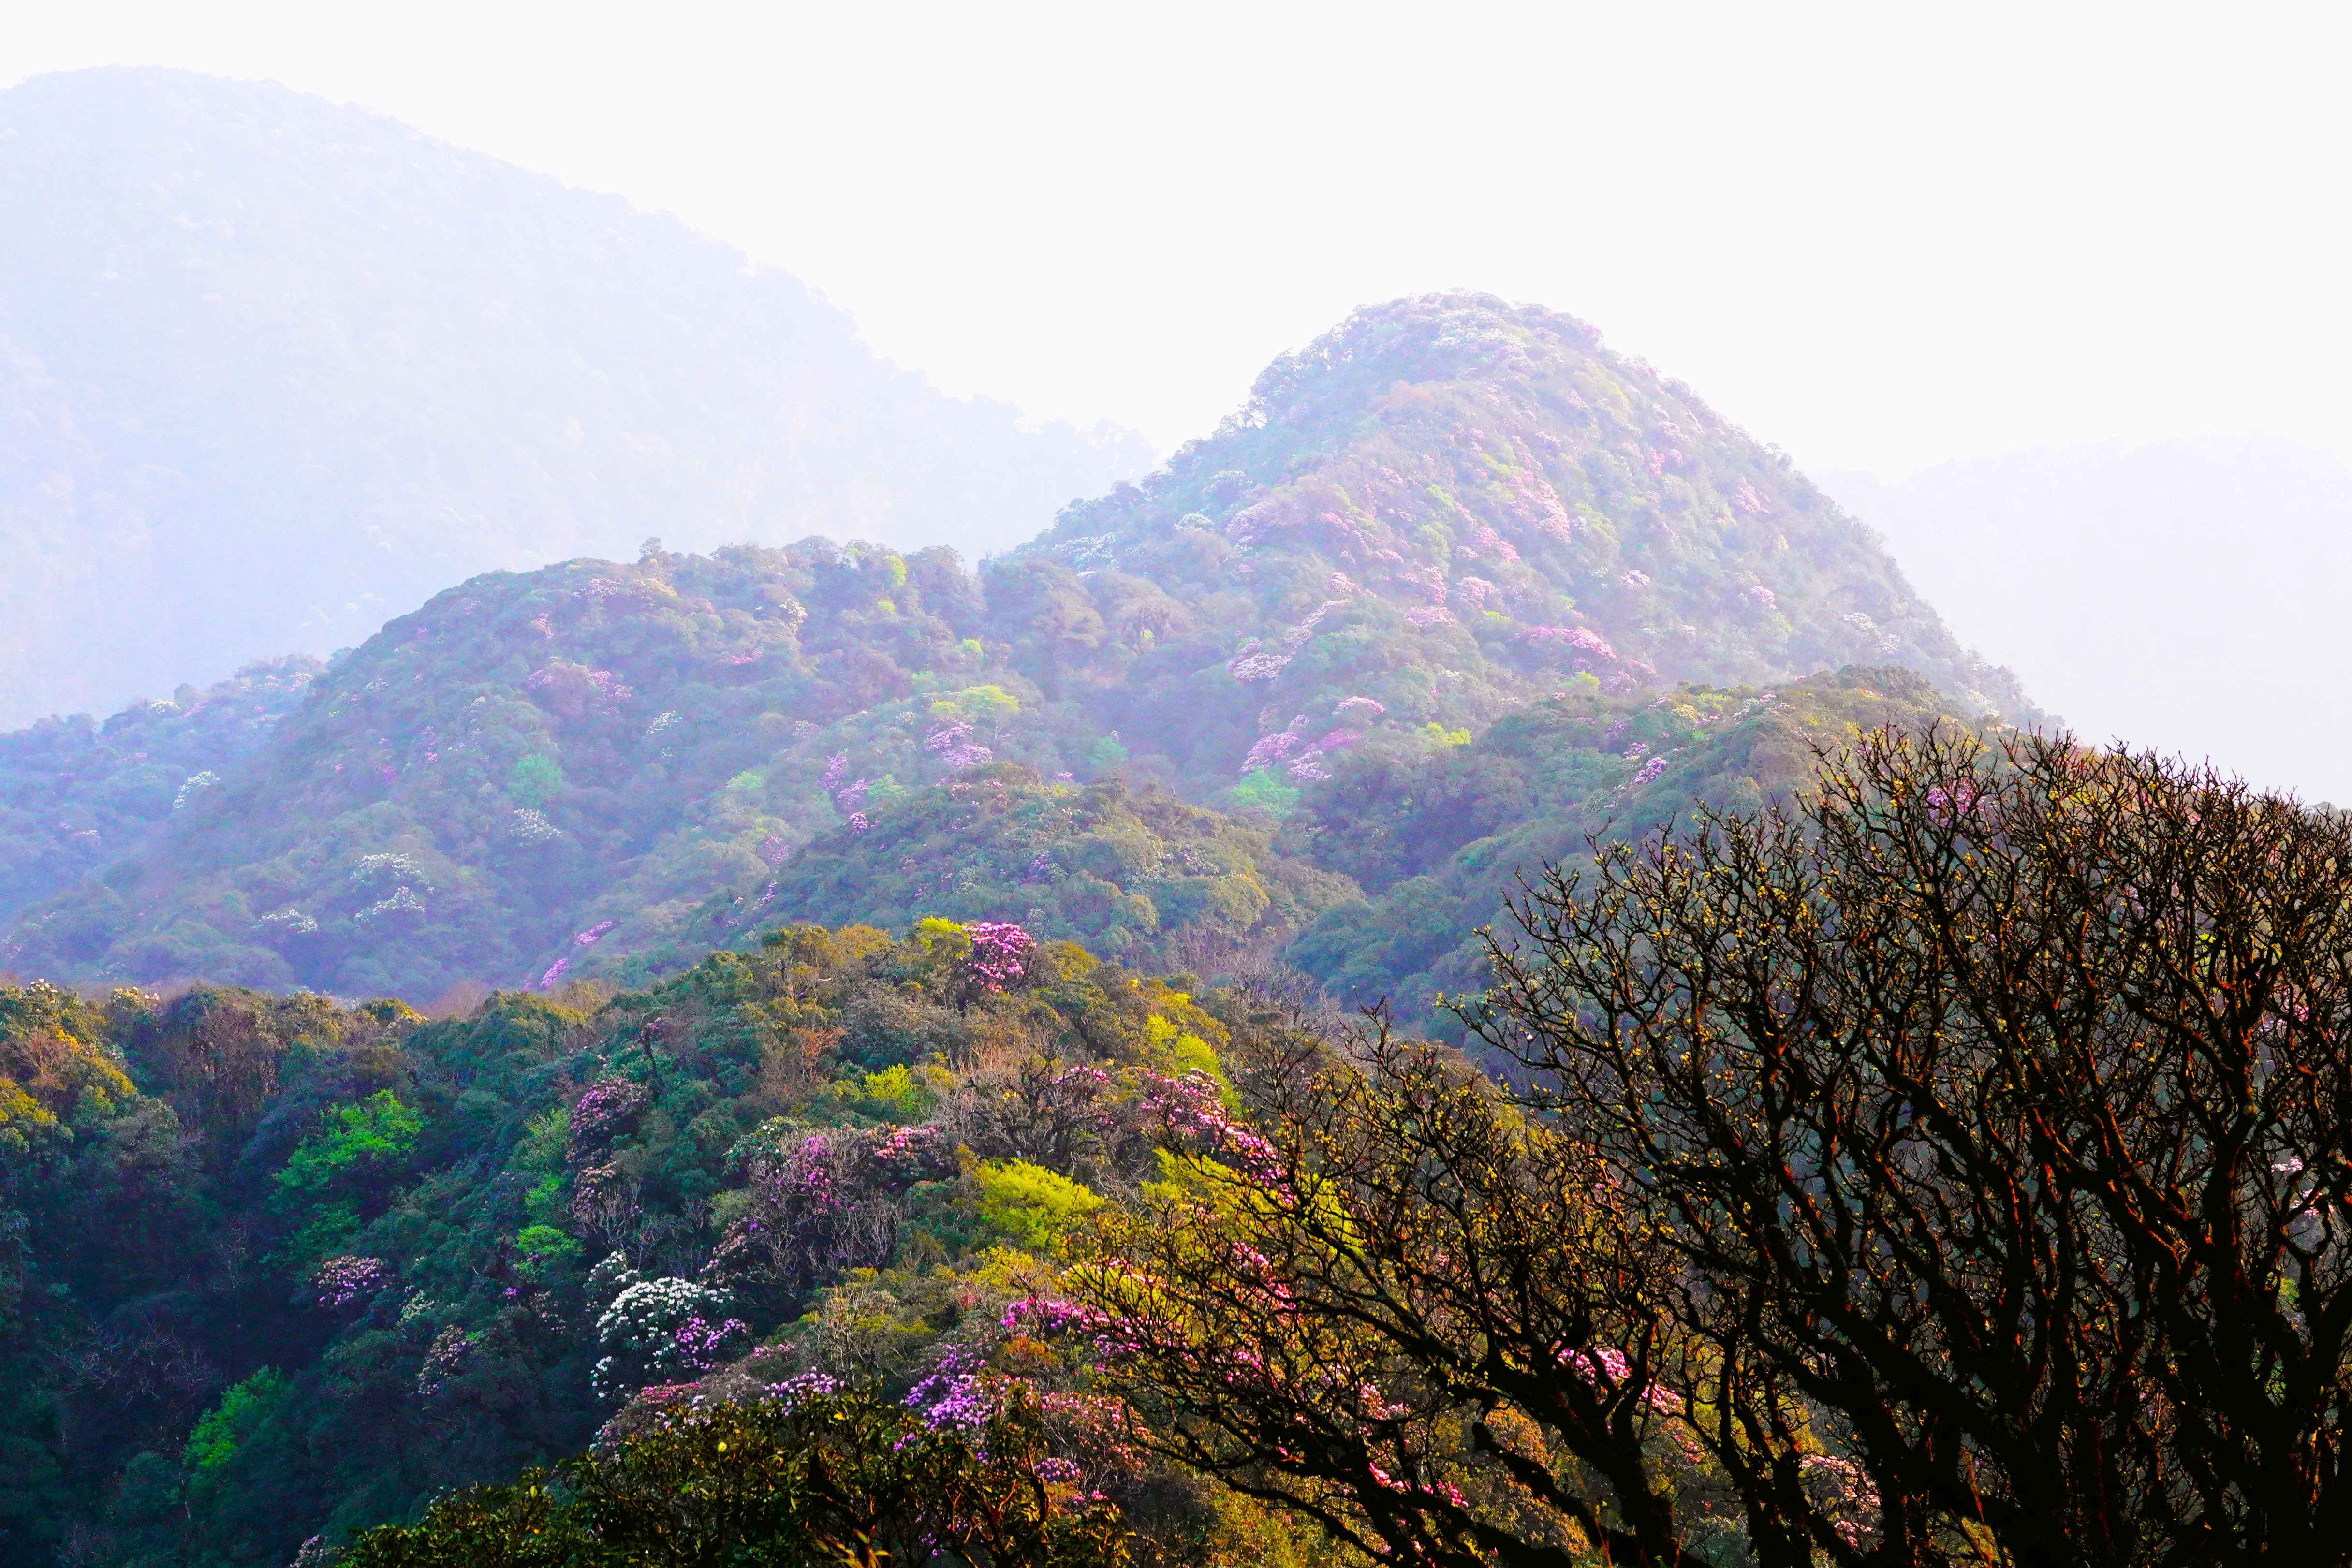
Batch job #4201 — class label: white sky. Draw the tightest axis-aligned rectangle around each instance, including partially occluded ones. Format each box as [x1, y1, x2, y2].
[4, 1, 2348, 474]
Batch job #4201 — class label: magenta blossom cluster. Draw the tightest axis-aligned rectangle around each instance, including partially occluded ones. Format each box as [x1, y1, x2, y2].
[763, 1371, 840, 1407]
[1634, 756, 1670, 785]
[1800, 1453, 1882, 1550]
[526, 661, 633, 714]
[776, 1133, 843, 1215]
[873, 1123, 949, 1173]
[1226, 599, 1347, 683]
[568, 1076, 654, 1154]
[538, 957, 571, 990]
[1143, 1070, 1290, 1197]
[1520, 625, 1617, 662]
[903, 1347, 999, 1445]
[1001, 1296, 1093, 1337]
[926, 718, 995, 771]
[672, 1315, 749, 1372]
[312, 1255, 390, 1310]
[1240, 724, 1362, 782]
[1560, 1345, 1684, 1415]
[1925, 781, 1985, 827]
[1240, 731, 1303, 773]
[574, 920, 616, 947]
[416, 1326, 471, 1398]
[1469, 526, 1521, 562]
[821, 753, 873, 821]
[961, 922, 1034, 993]
[1454, 575, 1502, 611]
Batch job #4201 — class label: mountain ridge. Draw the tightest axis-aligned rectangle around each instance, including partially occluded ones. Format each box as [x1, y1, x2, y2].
[0, 292, 2037, 1011]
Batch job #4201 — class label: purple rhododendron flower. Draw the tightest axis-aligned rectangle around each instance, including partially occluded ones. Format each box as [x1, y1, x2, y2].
[961, 922, 1034, 993]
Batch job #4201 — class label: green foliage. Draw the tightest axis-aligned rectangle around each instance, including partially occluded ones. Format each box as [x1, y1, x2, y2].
[1281, 665, 1977, 1021]
[513, 1224, 580, 1279]
[506, 752, 565, 807]
[975, 1160, 1106, 1251]
[0, 657, 321, 930]
[0, 921, 1240, 1565]
[748, 765, 1348, 970]
[1228, 770, 1299, 818]
[184, 1369, 292, 1474]
[857, 1065, 930, 1120]
[275, 1091, 424, 1202]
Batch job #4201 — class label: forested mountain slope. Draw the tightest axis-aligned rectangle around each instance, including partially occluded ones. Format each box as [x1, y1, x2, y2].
[0, 293, 2033, 1012]
[1280, 663, 1962, 1011]
[0, 68, 1149, 728]
[0, 927, 1295, 1566]
[0, 659, 320, 928]
[1008, 291, 2037, 785]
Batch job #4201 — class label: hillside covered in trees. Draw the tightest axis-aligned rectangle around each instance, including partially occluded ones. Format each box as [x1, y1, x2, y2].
[0, 293, 2036, 1018]
[0, 923, 1302, 1564]
[0, 67, 1151, 729]
[15, 726, 2352, 1565]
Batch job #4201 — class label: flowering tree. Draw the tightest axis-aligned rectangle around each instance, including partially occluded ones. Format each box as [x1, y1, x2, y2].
[591, 1274, 747, 1401]
[310, 1255, 391, 1311]
[701, 1124, 944, 1311]
[960, 921, 1035, 996]
[1080, 1016, 1729, 1568]
[565, 1076, 651, 1158]
[342, 1380, 1129, 1568]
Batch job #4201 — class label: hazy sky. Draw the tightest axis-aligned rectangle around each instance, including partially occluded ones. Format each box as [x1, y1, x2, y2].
[5, 2, 2348, 475]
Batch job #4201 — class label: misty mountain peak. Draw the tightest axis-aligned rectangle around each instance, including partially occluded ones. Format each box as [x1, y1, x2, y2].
[0, 67, 1151, 727]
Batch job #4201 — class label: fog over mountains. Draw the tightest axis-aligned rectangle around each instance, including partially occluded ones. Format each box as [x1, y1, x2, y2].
[0, 68, 1152, 728]
[1817, 436, 2352, 803]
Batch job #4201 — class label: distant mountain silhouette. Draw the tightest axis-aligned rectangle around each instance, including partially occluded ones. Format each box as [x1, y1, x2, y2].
[0, 68, 1151, 727]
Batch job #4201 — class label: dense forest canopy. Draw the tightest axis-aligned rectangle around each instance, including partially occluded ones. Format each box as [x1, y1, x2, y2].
[5, 190, 2215, 1560]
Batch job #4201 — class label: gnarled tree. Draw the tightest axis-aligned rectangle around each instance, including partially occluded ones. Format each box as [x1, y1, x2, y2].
[1080, 1005, 1736, 1568]
[1479, 725, 2352, 1565]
